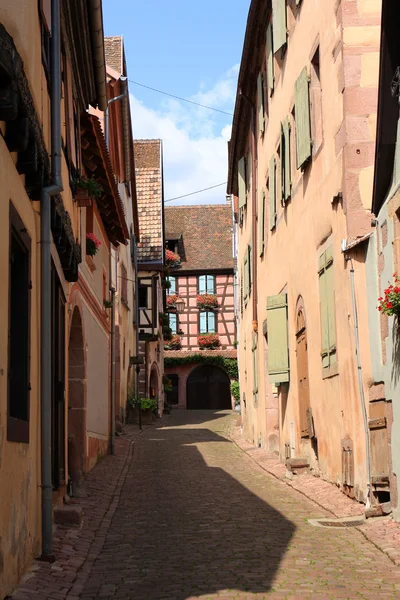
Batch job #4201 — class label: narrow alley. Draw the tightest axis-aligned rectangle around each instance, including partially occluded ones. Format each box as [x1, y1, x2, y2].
[13, 412, 400, 600]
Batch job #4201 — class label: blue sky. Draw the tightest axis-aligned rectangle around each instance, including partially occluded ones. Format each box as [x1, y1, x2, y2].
[102, 1, 250, 204]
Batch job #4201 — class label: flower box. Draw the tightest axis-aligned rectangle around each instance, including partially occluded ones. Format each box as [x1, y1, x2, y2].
[166, 294, 179, 309]
[86, 233, 101, 257]
[164, 334, 182, 350]
[197, 294, 218, 310]
[165, 249, 181, 269]
[76, 188, 92, 208]
[198, 333, 220, 350]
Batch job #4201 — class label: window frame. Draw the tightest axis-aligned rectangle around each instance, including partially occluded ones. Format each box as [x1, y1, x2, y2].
[169, 312, 178, 335]
[198, 274, 215, 295]
[120, 263, 128, 307]
[168, 275, 177, 295]
[318, 246, 338, 378]
[199, 310, 217, 334]
[8, 203, 31, 443]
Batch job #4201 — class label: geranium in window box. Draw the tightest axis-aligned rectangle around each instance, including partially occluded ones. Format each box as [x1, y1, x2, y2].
[378, 274, 400, 320]
[165, 249, 181, 269]
[86, 232, 101, 257]
[197, 294, 218, 310]
[164, 334, 182, 350]
[166, 294, 179, 309]
[198, 333, 221, 350]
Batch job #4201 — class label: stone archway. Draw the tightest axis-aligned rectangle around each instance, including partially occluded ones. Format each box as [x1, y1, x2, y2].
[68, 307, 86, 495]
[187, 365, 231, 410]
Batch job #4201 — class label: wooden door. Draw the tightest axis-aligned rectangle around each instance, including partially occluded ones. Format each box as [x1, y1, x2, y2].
[296, 308, 310, 438]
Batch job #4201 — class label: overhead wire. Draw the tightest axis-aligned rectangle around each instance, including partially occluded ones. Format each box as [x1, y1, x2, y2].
[164, 182, 227, 203]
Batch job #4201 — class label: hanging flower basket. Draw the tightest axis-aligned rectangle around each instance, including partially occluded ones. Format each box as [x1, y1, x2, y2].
[164, 334, 182, 350]
[198, 333, 221, 350]
[197, 294, 218, 310]
[165, 249, 181, 269]
[86, 233, 101, 257]
[166, 294, 179, 309]
[378, 274, 400, 320]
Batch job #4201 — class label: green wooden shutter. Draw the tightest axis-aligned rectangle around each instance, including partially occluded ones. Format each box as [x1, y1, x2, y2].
[280, 123, 285, 206]
[238, 156, 246, 208]
[240, 273, 244, 315]
[257, 72, 265, 135]
[295, 67, 312, 169]
[259, 188, 265, 257]
[325, 248, 337, 365]
[266, 294, 290, 383]
[252, 335, 259, 402]
[244, 255, 249, 305]
[269, 155, 276, 230]
[272, 0, 287, 54]
[246, 150, 252, 195]
[248, 243, 252, 297]
[266, 23, 274, 94]
[284, 117, 291, 201]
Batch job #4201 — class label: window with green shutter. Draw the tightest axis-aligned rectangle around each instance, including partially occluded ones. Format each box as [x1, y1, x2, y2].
[295, 67, 312, 170]
[266, 293, 290, 383]
[257, 72, 265, 136]
[244, 254, 249, 306]
[318, 247, 337, 372]
[266, 23, 274, 95]
[246, 150, 252, 196]
[252, 335, 259, 404]
[238, 156, 246, 209]
[259, 189, 265, 257]
[269, 155, 276, 230]
[282, 117, 291, 203]
[247, 243, 252, 297]
[272, 0, 287, 54]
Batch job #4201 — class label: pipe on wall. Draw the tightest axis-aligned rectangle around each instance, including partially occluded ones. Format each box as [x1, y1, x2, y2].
[110, 284, 116, 454]
[40, 0, 63, 560]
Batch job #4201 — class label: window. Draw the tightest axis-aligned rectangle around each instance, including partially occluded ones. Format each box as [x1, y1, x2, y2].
[166, 239, 179, 254]
[63, 55, 80, 170]
[281, 118, 291, 205]
[139, 285, 148, 309]
[244, 244, 252, 305]
[168, 275, 177, 295]
[295, 67, 312, 169]
[269, 155, 276, 230]
[169, 313, 178, 334]
[310, 47, 323, 154]
[8, 204, 31, 443]
[198, 275, 215, 294]
[257, 72, 265, 136]
[238, 156, 246, 210]
[252, 335, 258, 404]
[39, 0, 51, 75]
[245, 150, 252, 196]
[259, 188, 265, 257]
[103, 269, 107, 307]
[318, 247, 337, 373]
[199, 311, 216, 333]
[121, 264, 128, 306]
[267, 22, 274, 95]
[266, 293, 290, 383]
[272, 0, 287, 55]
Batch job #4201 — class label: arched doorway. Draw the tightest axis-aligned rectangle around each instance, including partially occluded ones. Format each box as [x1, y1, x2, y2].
[187, 365, 231, 410]
[68, 307, 86, 495]
[296, 301, 310, 438]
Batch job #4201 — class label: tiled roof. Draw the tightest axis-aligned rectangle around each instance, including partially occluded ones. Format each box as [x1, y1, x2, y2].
[165, 205, 234, 271]
[134, 140, 163, 264]
[104, 36, 123, 74]
[165, 349, 237, 359]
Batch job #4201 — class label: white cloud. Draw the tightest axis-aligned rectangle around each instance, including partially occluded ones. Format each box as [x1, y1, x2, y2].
[130, 65, 238, 205]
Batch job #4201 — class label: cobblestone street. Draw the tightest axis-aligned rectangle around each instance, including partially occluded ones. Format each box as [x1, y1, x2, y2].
[13, 411, 400, 600]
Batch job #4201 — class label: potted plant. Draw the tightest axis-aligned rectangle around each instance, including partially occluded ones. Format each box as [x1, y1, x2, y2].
[163, 375, 173, 393]
[74, 176, 103, 207]
[197, 294, 219, 310]
[165, 249, 181, 269]
[164, 334, 182, 350]
[198, 333, 221, 350]
[127, 394, 158, 424]
[378, 274, 400, 324]
[86, 232, 101, 257]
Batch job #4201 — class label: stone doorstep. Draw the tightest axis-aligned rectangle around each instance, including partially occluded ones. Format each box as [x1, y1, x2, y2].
[286, 457, 310, 475]
[54, 505, 83, 527]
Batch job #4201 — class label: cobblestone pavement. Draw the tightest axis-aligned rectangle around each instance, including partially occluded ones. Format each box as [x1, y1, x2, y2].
[12, 411, 400, 600]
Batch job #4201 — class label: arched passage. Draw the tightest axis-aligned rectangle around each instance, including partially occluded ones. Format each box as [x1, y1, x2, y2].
[187, 365, 231, 410]
[68, 307, 86, 494]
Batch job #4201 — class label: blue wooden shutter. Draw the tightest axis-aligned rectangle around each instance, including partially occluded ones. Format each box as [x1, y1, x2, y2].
[169, 313, 177, 334]
[200, 312, 207, 333]
[169, 276, 176, 295]
[207, 275, 215, 294]
[208, 311, 216, 333]
[267, 23, 274, 94]
[272, 0, 287, 54]
[198, 275, 206, 294]
[269, 155, 276, 230]
[266, 294, 290, 383]
[295, 67, 312, 169]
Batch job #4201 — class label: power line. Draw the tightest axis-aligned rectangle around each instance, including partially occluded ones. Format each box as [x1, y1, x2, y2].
[164, 182, 227, 203]
[129, 79, 233, 116]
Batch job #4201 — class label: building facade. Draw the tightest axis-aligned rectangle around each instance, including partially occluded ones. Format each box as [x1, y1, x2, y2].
[228, 0, 382, 506]
[164, 204, 237, 410]
[135, 139, 165, 415]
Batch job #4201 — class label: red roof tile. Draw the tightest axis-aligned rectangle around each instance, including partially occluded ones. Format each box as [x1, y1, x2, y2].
[104, 36, 123, 74]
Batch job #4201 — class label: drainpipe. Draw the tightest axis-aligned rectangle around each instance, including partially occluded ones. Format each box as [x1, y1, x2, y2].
[132, 236, 142, 429]
[347, 256, 371, 507]
[40, 0, 63, 560]
[110, 281, 116, 455]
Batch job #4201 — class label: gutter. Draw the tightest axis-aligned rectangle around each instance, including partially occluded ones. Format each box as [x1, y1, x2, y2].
[87, 0, 107, 111]
[40, 0, 63, 561]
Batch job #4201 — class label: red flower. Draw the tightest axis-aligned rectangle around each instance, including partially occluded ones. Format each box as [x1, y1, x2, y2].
[86, 232, 101, 248]
[387, 302, 393, 309]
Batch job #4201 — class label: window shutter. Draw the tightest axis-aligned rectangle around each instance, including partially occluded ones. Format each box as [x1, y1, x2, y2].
[259, 189, 265, 257]
[247, 243, 252, 296]
[295, 67, 312, 169]
[266, 24, 274, 94]
[244, 255, 249, 305]
[240, 274, 244, 316]
[169, 313, 177, 334]
[257, 72, 265, 135]
[246, 150, 252, 194]
[252, 335, 259, 401]
[208, 312, 216, 333]
[325, 248, 337, 365]
[238, 157, 246, 208]
[318, 252, 330, 369]
[200, 312, 207, 334]
[284, 117, 291, 201]
[272, 0, 287, 54]
[207, 275, 215, 294]
[266, 293, 290, 383]
[269, 155, 276, 230]
[198, 275, 206, 294]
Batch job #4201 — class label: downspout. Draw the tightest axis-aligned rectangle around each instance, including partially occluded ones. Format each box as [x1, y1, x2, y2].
[347, 256, 371, 508]
[132, 236, 142, 429]
[40, 0, 63, 560]
[110, 279, 116, 455]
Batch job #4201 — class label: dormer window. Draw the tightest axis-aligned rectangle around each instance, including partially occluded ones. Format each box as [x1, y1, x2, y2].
[166, 239, 179, 254]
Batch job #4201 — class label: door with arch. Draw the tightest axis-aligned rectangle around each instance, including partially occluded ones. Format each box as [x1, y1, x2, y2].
[296, 302, 310, 438]
[187, 365, 231, 410]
